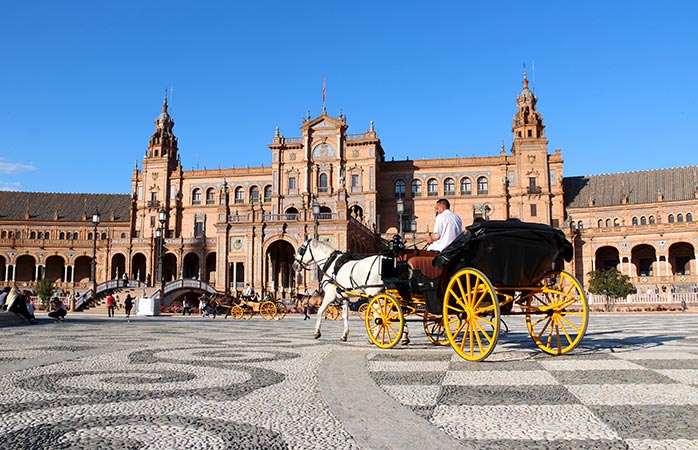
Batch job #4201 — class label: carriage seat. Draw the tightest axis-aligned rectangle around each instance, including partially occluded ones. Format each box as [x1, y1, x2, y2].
[407, 255, 442, 280]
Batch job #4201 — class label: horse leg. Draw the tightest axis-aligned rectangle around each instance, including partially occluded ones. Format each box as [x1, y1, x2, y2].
[340, 300, 349, 342]
[314, 288, 334, 339]
[402, 323, 410, 345]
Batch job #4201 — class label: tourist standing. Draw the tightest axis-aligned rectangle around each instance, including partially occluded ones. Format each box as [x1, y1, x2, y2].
[124, 294, 134, 319]
[106, 294, 116, 317]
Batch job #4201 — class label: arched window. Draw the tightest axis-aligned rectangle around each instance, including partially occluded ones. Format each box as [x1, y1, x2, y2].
[641, 216, 647, 225]
[120, 233, 127, 238]
[319, 173, 328, 193]
[192, 188, 202, 205]
[30, 231, 36, 239]
[394, 180, 406, 198]
[687, 213, 693, 222]
[205, 188, 215, 205]
[101, 232, 107, 240]
[577, 221, 583, 229]
[597, 219, 603, 228]
[427, 179, 438, 197]
[59, 232, 65, 240]
[88, 232, 93, 240]
[477, 177, 488, 195]
[234, 187, 244, 204]
[263, 185, 272, 202]
[632, 217, 638, 226]
[649, 215, 656, 224]
[677, 213, 684, 223]
[443, 178, 455, 196]
[250, 186, 260, 203]
[613, 218, 620, 227]
[460, 178, 472, 195]
[605, 218, 611, 228]
[411, 179, 422, 198]
[668, 214, 675, 223]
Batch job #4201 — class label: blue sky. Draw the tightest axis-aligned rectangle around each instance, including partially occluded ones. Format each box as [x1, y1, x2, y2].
[1, 1, 696, 194]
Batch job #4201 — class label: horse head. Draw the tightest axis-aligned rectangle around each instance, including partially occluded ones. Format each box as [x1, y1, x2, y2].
[292, 236, 335, 272]
[292, 235, 314, 272]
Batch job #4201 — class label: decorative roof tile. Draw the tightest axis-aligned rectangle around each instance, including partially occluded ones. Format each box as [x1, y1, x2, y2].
[0, 192, 131, 222]
[563, 166, 698, 208]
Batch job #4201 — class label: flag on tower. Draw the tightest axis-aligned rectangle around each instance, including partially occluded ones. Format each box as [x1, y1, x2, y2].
[322, 77, 326, 104]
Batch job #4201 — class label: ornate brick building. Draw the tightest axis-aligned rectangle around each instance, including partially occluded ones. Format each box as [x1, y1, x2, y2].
[1, 73, 696, 301]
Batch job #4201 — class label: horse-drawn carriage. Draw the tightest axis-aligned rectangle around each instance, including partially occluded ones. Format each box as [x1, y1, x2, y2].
[225, 294, 288, 320]
[295, 219, 588, 361]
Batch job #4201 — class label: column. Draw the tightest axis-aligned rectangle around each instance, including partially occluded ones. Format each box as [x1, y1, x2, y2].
[656, 255, 661, 277]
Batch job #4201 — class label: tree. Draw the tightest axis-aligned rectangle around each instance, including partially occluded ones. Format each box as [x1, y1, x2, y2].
[35, 278, 55, 311]
[587, 267, 637, 311]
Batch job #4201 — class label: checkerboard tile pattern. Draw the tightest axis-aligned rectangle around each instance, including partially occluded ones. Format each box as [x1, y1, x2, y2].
[367, 319, 698, 450]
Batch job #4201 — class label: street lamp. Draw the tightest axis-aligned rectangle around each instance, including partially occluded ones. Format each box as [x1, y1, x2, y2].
[157, 208, 167, 292]
[312, 197, 320, 240]
[90, 210, 100, 296]
[396, 197, 404, 237]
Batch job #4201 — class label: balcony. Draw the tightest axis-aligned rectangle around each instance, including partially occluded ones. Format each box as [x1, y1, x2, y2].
[527, 186, 542, 195]
[147, 200, 161, 208]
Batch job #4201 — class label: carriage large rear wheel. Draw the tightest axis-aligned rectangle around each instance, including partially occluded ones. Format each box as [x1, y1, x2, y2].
[443, 268, 500, 361]
[366, 293, 404, 349]
[423, 313, 448, 346]
[260, 301, 277, 320]
[525, 270, 588, 356]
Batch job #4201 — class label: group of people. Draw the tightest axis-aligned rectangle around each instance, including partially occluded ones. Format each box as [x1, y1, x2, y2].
[0, 287, 72, 324]
[105, 293, 134, 319]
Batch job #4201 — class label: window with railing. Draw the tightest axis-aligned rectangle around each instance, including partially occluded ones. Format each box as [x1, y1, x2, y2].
[444, 178, 455, 196]
[411, 179, 422, 198]
[264, 185, 272, 202]
[192, 188, 202, 205]
[206, 188, 215, 205]
[460, 177, 472, 195]
[318, 173, 329, 193]
[394, 179, 406, 199]
[250, 186, 260, 204]
[477, 177, 488, 195]
[427, 179, 438, 197]
[234, 187, 244, 204]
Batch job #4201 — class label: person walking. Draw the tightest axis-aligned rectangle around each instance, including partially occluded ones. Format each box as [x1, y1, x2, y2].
[426, 198, 463, 251]
[106, 294, 116, 318]
[182, 298, 191, 315]
[124, 294, 134, 320]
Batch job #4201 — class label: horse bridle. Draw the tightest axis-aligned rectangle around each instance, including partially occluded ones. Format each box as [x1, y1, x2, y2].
[294, 239, 339, 276]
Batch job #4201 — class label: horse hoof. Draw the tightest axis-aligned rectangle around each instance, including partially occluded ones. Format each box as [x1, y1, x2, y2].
[314, 332, 321, 339]
[340, 335, 347, 342]
[401, 338, 410, 346]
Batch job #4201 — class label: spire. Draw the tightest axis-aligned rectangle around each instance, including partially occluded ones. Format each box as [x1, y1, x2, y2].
[512, 68, 545, 141]
[147, 92, 178, 160]
[162, 89, 168, 113]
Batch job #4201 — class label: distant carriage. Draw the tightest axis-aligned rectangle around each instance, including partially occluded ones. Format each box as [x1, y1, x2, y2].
[223, 293, 288, 320]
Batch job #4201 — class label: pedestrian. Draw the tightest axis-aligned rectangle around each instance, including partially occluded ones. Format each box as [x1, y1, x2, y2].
[426, 198, 463, 251]
[146, 273, 151, 287]
[122, 272, 128, 288]
[106, 293, 116, 317]
[124, 294, 134, 320]
[182, 298, 191, 315]
[0, 286, 9, 310]
[115, 294, 121, 310]
[210, 295, 219, 319]
[48, 294, 67, 322]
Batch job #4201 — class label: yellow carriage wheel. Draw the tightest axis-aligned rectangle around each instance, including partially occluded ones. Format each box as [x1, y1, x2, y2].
[324, 305, 341, 321]
[260, 301, 277, 320]
[443, 268, 500, 361]
[365, 293, 404, 349]
[423, 313, 449, 346]
[525, 270, 588, 356]
[242, 305, 253, 320]
[231, 305, 244, 320]
[275, 302, 287, 320]
[357, 302, 368, 321]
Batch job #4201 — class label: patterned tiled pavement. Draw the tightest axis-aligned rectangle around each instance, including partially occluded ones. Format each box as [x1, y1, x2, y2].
[1, 312, 697, 449]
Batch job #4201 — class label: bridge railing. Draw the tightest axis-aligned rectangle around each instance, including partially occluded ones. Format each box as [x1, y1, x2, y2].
[163, 279, 218, 295]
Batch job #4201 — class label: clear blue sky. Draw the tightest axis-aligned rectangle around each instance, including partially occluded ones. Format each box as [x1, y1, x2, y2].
[1, 1, 696, 194]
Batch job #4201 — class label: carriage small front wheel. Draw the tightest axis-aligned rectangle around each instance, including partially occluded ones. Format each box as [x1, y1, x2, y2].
[231, 305, 244, 320]
[423, 313, 448, 346]
[357, 302, 368, 321]
[365, 293, 404, 349]
[324, 305, 341, 321]
[275, 302, 287, 320]
[443, 268, 500, 361]
[525, 270, 588, 356]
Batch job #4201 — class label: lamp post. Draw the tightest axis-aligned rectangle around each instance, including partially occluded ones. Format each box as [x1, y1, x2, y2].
[312, 197, 320, 240]
[396, 197, 404, 237]
[90, 211, 100, 296]
[157, 208, 167, 292]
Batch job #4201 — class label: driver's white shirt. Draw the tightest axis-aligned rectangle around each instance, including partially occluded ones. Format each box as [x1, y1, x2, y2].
[427, 209, 463, 251]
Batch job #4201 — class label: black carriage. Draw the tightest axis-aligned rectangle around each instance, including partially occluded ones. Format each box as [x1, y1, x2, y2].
[365, 219, 589, 361]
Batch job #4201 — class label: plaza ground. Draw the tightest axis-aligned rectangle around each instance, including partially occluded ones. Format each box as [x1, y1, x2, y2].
[1, 312, 698, 449]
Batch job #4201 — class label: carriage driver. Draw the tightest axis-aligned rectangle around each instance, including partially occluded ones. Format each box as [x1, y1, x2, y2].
[426, 198, 463, 252]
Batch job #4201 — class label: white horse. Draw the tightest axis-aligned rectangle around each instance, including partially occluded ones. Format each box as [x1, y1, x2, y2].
[293, 237, 384, 341]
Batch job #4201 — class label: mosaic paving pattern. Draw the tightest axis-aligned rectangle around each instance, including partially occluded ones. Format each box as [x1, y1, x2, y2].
[1, 313, 697, 449]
